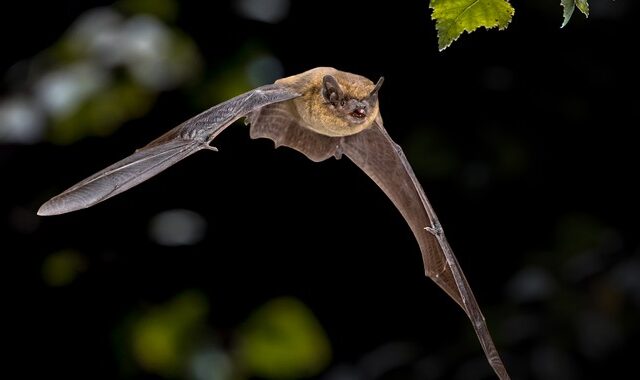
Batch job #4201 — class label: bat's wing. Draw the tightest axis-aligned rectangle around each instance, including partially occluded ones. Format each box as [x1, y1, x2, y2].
[246, 111, 509, 377]
[342, 116, 510, 380]
[247, 102, 343, 162]
[38, 84, 300, 216]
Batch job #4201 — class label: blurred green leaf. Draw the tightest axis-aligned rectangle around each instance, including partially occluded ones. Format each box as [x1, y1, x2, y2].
[50, 81, 154, 144]
[561, 0, 590, 28]
[204, 66, 253, 105]
[41, 249, 86, 287]
[5, 4, 201, 145]
[430, 0, 515, 51]
[405, 127, 460, 179]
[555, 214, 604, 257]
[118, 0, 179, 21]
[238, 297, 331, 379]
[198, 44, 273, 107]
[484, 129, 528, 177]
[131, 291, 209, 377]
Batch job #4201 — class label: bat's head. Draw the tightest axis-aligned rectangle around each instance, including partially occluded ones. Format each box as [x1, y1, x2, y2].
[321, 74, 383, 127]
[278, 67, 383, 137]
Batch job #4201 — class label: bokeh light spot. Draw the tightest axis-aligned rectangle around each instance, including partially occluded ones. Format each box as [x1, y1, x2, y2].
[246, 55, 284, 87]
[42, 250, 87, 287]
[190, 346, 232, 380]
[0, 97, 45, 143]
[234, 0, 290, 24]
[149, 208, 207, 246]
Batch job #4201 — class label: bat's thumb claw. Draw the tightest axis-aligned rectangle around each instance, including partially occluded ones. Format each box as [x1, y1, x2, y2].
[424, 223, 443, 237]
[204, 145, 219, 152]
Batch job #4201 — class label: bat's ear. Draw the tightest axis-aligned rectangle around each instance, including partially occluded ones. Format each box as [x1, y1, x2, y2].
[368, 76, 384, 103]
[323, 75, 344, 104]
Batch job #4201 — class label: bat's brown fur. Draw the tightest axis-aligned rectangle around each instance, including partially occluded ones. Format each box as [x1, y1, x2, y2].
[276, 67, 379, 137]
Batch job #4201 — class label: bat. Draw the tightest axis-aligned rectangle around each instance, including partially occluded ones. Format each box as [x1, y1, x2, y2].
[38, 67, 510, 379]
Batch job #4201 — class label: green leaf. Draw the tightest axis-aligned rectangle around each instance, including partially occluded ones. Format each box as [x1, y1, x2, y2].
[561, 0, 576, 28]
[130, 291, 209, 377]
[430, 0, 515, 51]
[576, 0, 589, 17]
[561, 0, 590, 28]
[41, 250, 86, 286]
[237, 297, 331, 379]
[117, 0, 179, 22]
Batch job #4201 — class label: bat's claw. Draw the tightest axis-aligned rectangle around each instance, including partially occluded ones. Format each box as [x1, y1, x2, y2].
[333, 144, 343, 160]
[204, 144, 219, 152]
[424, 222, 443, 237]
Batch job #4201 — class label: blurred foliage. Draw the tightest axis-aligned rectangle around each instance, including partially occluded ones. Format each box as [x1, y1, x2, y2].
[148, 208, 207, 247]
[117, 0, 179, 22]
[114, 293, 331, 380]
[430, 0, 515, 50]
[405, 127, 460, 179]
[0, 0, 291, 144]
[501, 212, 638, 378]
[197, 44, 284, 108]
[48, 4, 201, 144]
[130, 291, 209, 377]
[41, 249, 86, 286]
[555, 214, 606, 257]
[237, 297, 331, 379]
[0, 0, 201, 144]
[562, 0, 590, 28]
[50, 80, 153, 143]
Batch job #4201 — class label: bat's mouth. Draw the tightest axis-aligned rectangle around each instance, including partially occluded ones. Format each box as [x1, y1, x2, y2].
[350, 108, 367, 119]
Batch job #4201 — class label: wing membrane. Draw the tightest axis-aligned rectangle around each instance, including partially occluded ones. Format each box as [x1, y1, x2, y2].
[38, 84, 300, 215]
[342, 117, 510, 380]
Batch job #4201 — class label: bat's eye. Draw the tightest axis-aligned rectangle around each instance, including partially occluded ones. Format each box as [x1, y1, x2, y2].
[340, 99, 346, 107]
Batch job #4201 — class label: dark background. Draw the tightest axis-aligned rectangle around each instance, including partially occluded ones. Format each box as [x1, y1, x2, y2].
[2, 1, 638, 379]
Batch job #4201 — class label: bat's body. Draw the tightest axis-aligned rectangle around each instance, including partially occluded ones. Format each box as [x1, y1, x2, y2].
[38, 67, 510, 379]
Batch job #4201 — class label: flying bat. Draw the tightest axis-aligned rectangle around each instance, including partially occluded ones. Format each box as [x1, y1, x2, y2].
[38, 67, 510, 379]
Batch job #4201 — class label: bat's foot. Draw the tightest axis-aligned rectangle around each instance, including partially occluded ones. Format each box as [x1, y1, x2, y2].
[333, 144, 343, 160]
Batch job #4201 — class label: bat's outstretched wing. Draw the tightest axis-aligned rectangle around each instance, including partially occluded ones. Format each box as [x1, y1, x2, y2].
[342, 116, 510, 380]
[38, 84, 300, 216]
[247, 109, 509, 378]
